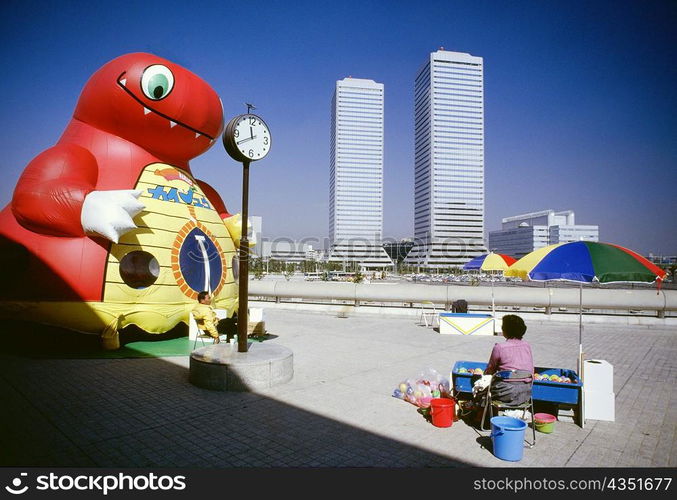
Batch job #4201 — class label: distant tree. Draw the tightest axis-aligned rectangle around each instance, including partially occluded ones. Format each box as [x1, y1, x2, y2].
[284, 263, 295, 281]
[268, 259, 284, 273]
[399, 264, 415, 274]
[249, 257, 263, 274]
[301, 260, 317, 273]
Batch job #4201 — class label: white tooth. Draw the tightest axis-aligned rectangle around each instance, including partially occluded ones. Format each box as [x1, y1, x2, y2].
[195, 132, 200, 138]
[170, 121, 177, 128]
[120, 78, 127, 86]
[144, 107, 151, 115]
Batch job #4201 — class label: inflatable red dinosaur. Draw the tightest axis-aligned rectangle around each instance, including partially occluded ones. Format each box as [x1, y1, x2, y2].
[0, 52, 240, 347]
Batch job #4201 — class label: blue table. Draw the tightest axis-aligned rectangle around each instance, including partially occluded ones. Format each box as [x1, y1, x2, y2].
[451, 360, 584, 427]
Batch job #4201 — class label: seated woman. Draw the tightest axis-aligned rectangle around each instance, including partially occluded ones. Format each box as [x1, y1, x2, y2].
[484, 314, 534, 406]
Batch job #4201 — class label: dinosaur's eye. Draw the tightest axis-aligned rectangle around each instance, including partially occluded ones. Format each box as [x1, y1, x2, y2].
[141, 65, 174, 100]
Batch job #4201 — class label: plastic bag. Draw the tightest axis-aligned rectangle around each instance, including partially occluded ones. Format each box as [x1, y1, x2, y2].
[392, 368, 451, 408]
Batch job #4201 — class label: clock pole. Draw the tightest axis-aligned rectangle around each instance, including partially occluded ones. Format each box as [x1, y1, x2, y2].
[222, 110, 271, 353]
[237, 160, 250, 353]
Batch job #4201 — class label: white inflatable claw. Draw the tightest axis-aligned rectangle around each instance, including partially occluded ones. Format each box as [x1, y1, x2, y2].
[81, 190, 145, 243]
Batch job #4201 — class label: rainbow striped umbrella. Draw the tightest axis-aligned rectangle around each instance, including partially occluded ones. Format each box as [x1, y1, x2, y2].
[463, 252, 517, 271]
[505, 240, 666, 341]
[463, 252, 517, 317]
[504, 241, 666, 285]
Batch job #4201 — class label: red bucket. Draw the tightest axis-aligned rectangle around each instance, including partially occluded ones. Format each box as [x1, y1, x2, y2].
[430, 398, 455, 428]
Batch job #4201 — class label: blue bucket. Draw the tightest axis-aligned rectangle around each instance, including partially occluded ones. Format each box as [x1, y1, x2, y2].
[490, 416, 527, 461]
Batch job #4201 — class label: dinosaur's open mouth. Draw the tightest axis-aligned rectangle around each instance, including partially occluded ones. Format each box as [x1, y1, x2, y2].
[117, 71, 215, 141]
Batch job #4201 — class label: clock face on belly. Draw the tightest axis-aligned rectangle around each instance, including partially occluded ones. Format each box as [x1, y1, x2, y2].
[102, 163, 237, 305]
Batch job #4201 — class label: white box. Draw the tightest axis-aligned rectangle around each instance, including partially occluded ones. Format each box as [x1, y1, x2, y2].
[438, 313, 494, 336]
[249, 307, 264, 322]
[584, 389, 615, 421]
[583, 359, 614, 392]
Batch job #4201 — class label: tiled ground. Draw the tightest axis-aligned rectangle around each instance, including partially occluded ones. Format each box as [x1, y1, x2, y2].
[1, 309, 675, 468]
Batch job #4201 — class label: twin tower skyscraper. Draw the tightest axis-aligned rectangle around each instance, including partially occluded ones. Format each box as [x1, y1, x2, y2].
[328, 49, 487, 269]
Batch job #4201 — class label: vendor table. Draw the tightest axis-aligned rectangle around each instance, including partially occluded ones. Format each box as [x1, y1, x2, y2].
[438, 313, 495, 335]
[451, 360, 584, 427]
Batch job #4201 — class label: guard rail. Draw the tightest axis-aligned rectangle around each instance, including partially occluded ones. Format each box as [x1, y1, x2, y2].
[248, 280, 677, 318]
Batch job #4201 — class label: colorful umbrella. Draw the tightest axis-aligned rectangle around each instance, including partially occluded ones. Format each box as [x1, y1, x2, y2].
[463, 252, 517, 317]
[504, 241, 665, 285]
[463, 252, 517, 271]
[505, 241, 666, 427]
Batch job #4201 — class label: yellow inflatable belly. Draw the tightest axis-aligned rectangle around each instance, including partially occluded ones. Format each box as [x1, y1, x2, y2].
[99, 163, 237, 333]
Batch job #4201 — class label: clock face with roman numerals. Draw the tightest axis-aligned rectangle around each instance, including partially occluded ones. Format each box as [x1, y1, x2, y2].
[223, 113, 271, 163]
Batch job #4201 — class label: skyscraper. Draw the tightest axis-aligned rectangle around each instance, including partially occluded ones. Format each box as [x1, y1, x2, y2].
[328, 77, 391, 269]
[405, 49, 487, 269]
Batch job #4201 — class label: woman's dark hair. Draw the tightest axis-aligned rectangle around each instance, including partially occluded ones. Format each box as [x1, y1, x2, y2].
[502, 314, 526, 339]
[452, 299, 468, 313]
[197, 291, 210, 302]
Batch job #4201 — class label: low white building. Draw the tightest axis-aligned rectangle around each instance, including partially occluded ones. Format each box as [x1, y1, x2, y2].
[325, 242, 393, 270]
[488, 209, 599, 258]
[261, 240, 318, 263]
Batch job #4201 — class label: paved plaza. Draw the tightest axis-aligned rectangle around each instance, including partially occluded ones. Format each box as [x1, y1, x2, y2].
[1, 307, 675, 468]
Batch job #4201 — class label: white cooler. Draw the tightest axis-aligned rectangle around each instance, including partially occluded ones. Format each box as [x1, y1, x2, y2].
[583, 359, 615, 421]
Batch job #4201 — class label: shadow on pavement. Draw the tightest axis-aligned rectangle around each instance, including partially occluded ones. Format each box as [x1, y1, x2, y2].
[0, 325, 469, 468]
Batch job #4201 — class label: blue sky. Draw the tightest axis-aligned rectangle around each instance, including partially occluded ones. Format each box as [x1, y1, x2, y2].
[1, 0, 675, 255]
